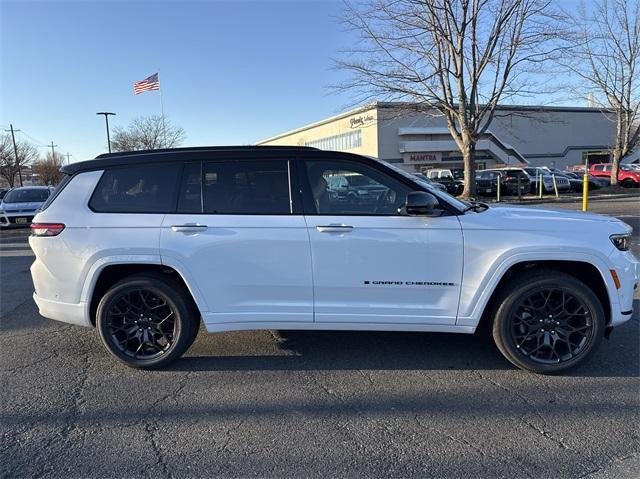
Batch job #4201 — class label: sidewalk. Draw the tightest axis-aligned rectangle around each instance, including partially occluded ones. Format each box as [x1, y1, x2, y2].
[486, 190, 640, 205]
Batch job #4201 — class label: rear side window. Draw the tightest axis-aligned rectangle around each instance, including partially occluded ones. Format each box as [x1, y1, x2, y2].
[203, 160, 290, 214]
[90, 163, 181, 213]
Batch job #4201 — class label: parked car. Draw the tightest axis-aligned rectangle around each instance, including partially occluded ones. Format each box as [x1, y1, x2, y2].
[589, 163, 640, 188]
[565, 165, 587, 173]
[326, 173, 388, 204]
[424, 168, 465, 196]
[475, 169, 530, 196]
[29, 146, 639, 374]
[563, 172, 609, 190]
[0, 188, 8, 201]
[0, 186, 54, 227]
[412, 172, 447, 192]
[522, 167, 571, 193]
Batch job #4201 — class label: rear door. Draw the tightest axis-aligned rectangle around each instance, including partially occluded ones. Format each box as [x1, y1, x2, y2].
[160, 159, 314, 328]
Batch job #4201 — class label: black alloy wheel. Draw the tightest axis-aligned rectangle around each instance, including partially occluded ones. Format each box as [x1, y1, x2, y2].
[492, 270, 605, 374]
[509, 288, 593, 364]
[96, 274, 199, 369]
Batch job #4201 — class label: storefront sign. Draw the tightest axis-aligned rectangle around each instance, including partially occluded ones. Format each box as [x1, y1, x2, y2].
[408, 153, 438, 162]
[349, 114, 375, 128]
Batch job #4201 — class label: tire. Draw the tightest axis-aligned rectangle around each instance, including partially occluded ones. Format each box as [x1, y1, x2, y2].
[96, 273, 200, 369]
[491, 270, 605, 374]
[621, 179, 637, 188]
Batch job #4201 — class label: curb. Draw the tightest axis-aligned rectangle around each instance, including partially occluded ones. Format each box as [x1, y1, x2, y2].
[489, 193, 640, 206]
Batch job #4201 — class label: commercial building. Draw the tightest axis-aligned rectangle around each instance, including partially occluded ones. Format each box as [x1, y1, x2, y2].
[257, 102, 615, 172]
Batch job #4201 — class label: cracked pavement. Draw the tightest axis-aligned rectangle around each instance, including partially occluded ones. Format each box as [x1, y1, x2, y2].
[1, 199, 639, 478]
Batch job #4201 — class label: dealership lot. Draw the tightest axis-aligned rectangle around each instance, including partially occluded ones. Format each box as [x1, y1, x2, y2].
[1, 198, 638, 478]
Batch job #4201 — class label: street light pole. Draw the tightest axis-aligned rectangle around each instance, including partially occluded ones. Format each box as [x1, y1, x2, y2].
[96, 112, 116, 153]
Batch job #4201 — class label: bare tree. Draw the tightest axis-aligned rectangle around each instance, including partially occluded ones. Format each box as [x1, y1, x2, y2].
[32, 151, 65, 186]
[337, 0, 565, 197]
[560, 0, 639, 186]
[0, 134, 40, 187]
[111, 115, 186, 152]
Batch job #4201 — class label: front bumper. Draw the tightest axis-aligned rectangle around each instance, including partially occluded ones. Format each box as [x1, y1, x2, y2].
[0, 212, 36, 227]
[609, 250, 640, 327]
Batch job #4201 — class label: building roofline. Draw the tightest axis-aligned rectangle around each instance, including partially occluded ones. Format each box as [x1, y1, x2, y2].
[256, 103, 380, 144]
[256, 102, 613, 145]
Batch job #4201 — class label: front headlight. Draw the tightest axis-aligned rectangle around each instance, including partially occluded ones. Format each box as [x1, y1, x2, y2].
[610, 233, 632, 251]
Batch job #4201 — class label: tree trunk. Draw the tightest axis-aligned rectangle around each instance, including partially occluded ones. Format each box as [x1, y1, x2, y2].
[610, 148, 621, 186]
[461, 142, 476, 198]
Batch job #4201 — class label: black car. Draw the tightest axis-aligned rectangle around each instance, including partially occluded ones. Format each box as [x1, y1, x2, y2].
[475, 169, 530, 196]
[563, 171, 609, 190]
[424, 168, 465, 196]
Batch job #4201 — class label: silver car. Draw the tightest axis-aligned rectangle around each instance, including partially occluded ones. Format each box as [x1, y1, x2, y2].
[0, 186, 54, 227]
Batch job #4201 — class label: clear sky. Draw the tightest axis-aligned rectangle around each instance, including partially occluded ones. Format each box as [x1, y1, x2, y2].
[0, 0, 355, 162]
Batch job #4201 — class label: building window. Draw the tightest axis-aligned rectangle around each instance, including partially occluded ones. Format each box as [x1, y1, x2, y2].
[305, 130, 362, 151]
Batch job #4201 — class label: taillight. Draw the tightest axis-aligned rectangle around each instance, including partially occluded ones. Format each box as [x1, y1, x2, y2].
[30, 223, 65, 237]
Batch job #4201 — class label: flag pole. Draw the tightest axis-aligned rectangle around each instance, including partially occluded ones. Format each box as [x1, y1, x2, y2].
[158, 70, 167, 146]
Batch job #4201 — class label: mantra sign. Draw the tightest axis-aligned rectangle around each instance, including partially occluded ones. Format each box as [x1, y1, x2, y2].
[408, 153, 438, 162]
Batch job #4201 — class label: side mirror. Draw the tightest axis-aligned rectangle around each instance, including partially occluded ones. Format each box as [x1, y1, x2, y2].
[405, 191, 438, 216]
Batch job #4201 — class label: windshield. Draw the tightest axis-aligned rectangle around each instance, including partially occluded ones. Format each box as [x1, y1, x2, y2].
[621, 164, 639, 171]
[2, 188, 50, 204]
[371, 157, 471, 211]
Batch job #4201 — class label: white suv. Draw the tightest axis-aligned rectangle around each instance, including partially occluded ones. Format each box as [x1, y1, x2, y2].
[29, 147, 639, 373]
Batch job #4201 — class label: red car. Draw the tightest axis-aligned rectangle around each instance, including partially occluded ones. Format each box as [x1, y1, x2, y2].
[589, 163, 640, 187]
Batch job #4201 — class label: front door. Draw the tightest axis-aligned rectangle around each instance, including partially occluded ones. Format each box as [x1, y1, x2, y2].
[300, 158, 463, 325]
[160, 159, 314, 328]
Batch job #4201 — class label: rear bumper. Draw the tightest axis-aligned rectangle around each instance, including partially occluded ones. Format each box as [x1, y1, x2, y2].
[32, 293, 92, 328]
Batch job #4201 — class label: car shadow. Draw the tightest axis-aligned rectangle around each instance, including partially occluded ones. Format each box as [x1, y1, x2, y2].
[168, 319, 639, 378]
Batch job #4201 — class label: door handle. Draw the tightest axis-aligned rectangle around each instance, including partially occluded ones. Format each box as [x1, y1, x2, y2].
[316, 224, 354, 233]
[171, 224, 208, 233]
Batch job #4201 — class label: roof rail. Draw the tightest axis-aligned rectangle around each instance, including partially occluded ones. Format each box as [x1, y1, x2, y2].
[94, 145, 317, 159]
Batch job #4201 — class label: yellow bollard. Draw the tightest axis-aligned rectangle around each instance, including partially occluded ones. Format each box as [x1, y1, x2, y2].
[582, 169, 589, 211]
[552, 174, 559, 198]
[497, 177, 501, 202]
[538, 172, 543, 198]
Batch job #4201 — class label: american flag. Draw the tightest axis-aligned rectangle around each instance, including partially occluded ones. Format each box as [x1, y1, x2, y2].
[134, 73, 160, 94]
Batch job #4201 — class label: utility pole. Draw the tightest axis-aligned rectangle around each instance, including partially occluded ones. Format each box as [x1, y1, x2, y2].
[48, 141, 58, 158]
[96, 112, 116, 153]
[4, 124, 23, 187]
[65, 152, 71, 164]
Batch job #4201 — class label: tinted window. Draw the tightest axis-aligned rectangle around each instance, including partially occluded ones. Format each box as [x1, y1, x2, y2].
[304, 160, 412, 215]
[593, 165, 604, 171]
[90, 163, 180, 213]
[3, 188, 50, 203]
[177, 163, 202, 213]
[203, 160, 290, 214]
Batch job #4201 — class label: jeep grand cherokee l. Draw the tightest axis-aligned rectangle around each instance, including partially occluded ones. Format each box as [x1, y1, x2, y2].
[29, 146, 639, 373]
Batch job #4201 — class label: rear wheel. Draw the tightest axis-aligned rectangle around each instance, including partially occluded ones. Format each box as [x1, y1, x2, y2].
[621, 178, 637, 188]
[96, 274, 200, 369]
[492, 270, 605, 374]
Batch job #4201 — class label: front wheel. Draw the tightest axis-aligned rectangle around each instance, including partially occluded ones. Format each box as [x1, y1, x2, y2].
[492, 270, 605, 374]
[96, 274, 200, 369]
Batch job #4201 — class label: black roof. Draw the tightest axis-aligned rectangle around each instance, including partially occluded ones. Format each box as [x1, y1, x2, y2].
[61, 145, 320, 175]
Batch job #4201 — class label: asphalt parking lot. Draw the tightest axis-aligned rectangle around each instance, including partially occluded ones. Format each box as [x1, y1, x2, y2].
[1, 197, 638, 478]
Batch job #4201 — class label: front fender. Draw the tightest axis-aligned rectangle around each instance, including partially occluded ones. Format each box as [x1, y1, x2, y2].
[456, 249, 619, 328]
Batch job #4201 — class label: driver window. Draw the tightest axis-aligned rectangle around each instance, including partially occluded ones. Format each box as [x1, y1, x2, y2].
[304, 160, 411, 215]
